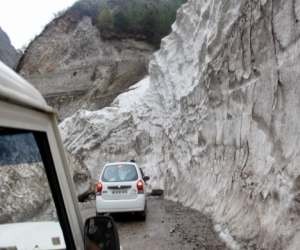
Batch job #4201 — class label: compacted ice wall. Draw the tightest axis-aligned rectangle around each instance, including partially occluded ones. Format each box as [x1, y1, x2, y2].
[61, 0, 300, 248]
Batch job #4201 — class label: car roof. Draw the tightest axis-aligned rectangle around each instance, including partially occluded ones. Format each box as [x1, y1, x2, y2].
[104, 162, 137, 167]
[0, 61, 53, 113]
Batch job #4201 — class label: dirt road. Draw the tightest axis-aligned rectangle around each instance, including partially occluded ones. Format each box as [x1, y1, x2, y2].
[80, 196, 227, 250]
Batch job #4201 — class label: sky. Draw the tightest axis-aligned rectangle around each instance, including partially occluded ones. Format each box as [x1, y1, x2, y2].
[0, 0, 78, 49]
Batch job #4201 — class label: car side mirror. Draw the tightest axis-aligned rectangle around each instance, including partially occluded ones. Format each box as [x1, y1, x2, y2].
[84, 216, 120, 250]
[143, 176, 150, 182]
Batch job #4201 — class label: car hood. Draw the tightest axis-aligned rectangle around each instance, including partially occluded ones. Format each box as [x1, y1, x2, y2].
[0, 221, 66, 250]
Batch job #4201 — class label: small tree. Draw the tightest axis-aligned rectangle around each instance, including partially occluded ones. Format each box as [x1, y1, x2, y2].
[113, 11, 129, 33]
[96, 7, 113, 32]
[141, 10, 156, 40]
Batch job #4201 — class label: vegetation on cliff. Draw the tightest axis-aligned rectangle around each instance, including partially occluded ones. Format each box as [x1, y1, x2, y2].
[70, 0, 186, 47]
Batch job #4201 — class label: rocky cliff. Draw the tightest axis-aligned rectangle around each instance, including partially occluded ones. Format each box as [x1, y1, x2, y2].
[0, 27, 20, 69]
[17, 0, 186, 120]
[60, 0, 300, 249]
[0, 163, 57, 223]
[17, 14, 154, 120]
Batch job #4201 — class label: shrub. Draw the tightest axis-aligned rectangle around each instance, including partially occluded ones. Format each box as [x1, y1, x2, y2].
[71, 0, 101, 19]
[113, 11, 130, 33]
[96, 6, 113, 32]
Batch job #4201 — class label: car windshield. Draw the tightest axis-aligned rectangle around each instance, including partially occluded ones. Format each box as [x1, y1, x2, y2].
[102, 164, 138, 182]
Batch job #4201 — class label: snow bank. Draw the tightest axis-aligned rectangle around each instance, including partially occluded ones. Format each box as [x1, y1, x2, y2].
[61, 0, 300, 248]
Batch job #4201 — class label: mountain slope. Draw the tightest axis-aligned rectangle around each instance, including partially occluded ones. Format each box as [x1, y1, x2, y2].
[17, 0, 185, 120]
[17, 14, 154, 120]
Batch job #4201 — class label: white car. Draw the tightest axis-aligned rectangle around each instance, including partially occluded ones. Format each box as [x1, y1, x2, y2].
[96, 162, 149, 220]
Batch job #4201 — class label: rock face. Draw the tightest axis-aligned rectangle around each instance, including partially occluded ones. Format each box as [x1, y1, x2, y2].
[0, 27, 20, 69]
[61, 0, 300, 249]
[0, 133, 56, 223]
[18, 11, 155, 120]
[67, 152, 92, 199]
[0, 163, 57, 223]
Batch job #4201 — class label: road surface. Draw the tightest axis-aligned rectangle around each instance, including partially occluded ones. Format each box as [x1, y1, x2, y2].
[79, 196, 227, 250]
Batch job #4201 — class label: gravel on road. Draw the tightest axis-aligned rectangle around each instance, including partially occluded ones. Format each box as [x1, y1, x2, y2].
[79, 196, 228, 250]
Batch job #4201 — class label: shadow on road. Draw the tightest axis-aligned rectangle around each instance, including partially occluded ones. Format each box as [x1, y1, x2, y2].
[110, 213, 143, 223]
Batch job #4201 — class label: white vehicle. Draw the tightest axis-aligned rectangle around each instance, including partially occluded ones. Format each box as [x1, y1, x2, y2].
[0, 61, 121, 250]
[96, 162, 150, 220]
[0, 222, 66, 250]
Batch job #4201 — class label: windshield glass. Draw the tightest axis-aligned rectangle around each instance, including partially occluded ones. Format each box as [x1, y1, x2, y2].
[0, 130, 66, 249]
[102, 164, 138, 182]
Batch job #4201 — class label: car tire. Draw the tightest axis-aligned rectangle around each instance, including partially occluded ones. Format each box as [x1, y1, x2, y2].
[138, 210, 146, 221]
[138, 205, 147, 221]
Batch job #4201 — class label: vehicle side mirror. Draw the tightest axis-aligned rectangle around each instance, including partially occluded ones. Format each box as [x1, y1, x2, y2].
[143, 176, 150, 182]
[84, 216, 120, 250]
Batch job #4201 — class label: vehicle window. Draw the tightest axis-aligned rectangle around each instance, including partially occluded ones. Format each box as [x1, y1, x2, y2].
[102, 164, 138, 182]
[0, 130, 66, 249]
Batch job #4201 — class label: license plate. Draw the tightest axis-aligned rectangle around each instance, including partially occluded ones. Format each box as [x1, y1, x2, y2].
[112, 190, 127, 194]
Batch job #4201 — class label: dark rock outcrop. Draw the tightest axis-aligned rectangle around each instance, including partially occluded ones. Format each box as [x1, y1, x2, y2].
[0, 27, 20, 69]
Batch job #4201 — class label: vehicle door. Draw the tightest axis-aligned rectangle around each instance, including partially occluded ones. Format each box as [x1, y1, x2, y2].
[0, 100, 84, 249]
